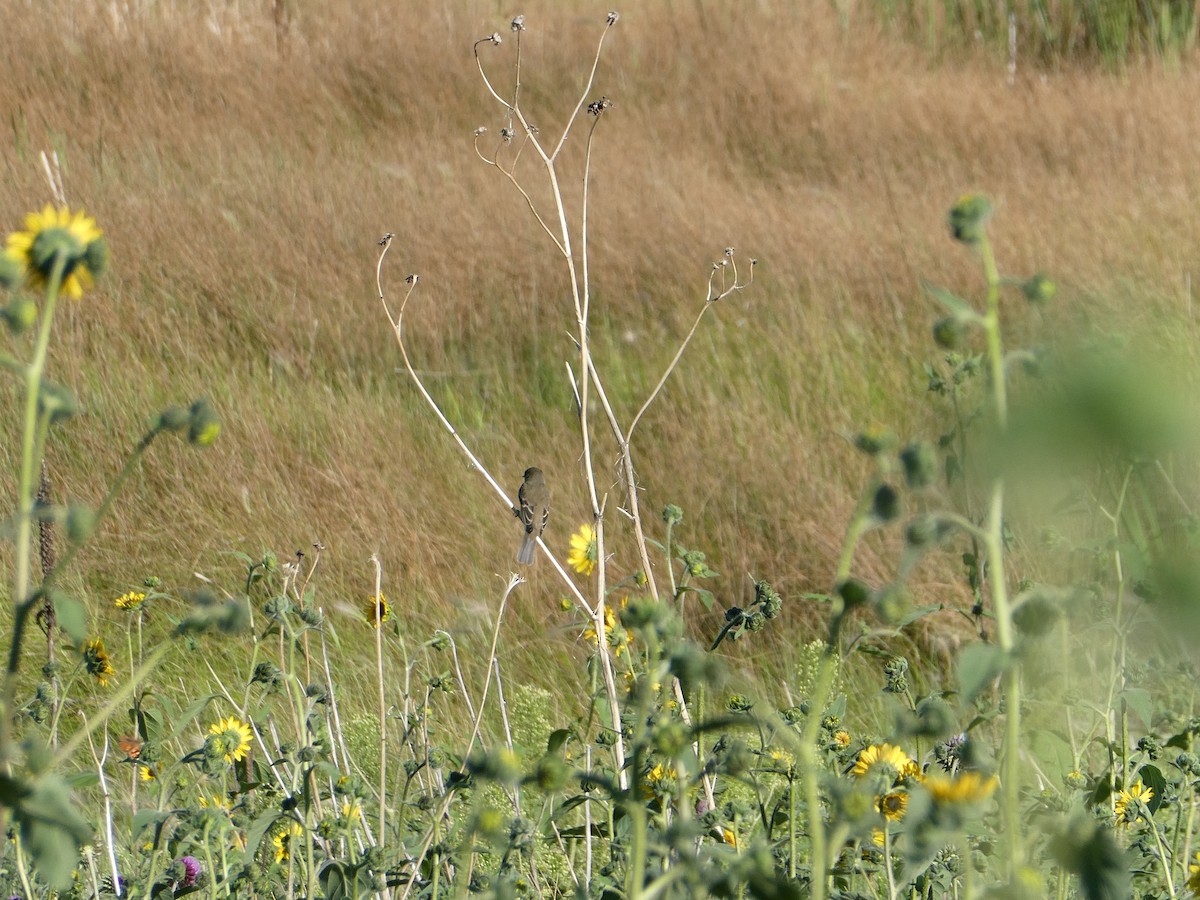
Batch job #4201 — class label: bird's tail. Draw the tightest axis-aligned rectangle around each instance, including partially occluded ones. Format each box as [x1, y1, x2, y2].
[516, 534, 536, 565]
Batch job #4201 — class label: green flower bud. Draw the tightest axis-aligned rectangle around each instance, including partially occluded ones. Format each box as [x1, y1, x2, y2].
[947, 194, 993, 244]
[1012, 590, 1061, 638]
[188, 397, 221, 447]
[533, 755, 568, 792]
[662, 504, 684, 525]
[0, 252, 22, 291]
[156, 405, 190, 432]
[838, 578, 871, 609]
[83, 238, 110, 280]
[871, 483, 901, 523]
[1022, 273, 1056, 304]
[853, 425, 897, 456]
[932, 315, 969, 350]
[900, 442, 938, 490]
[727, 694, 753, 713]
[3, 298, 37, 334]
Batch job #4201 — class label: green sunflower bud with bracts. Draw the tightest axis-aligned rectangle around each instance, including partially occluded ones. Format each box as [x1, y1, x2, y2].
[948, 194, 993, 245]
[187, 397, 221, 447]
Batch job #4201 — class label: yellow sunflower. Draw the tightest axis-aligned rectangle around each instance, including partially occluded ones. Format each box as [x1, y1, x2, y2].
[1186, 850, 1200, 893]
[851, 743, 911, 780]
[1113, 780, 1153, 825]
[82, 638, 116, 687]
[878, 791, 908, 822]
[568, 524, 598, 576]
[364, 591, 390, 627]
[925, 771, 999, 806]
[207, 715, 253, 764]
[271, 821, 304, 864]
[114, 591, 147, 611]
[583, 598, 631, 656]
[4, 205, 106, 299]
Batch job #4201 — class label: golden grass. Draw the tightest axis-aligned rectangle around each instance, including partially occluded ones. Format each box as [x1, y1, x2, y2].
[2, 1, 1199, 693]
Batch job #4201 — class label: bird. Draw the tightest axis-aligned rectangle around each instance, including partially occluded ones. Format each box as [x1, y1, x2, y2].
[515, 467, 549, 565]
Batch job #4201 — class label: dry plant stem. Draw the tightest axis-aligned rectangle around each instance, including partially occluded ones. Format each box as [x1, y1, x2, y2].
[398, 575, 520, 900]
[84, 726, 122, 896]
[375, 240, 593, 617]
[370, 554, 388, 849]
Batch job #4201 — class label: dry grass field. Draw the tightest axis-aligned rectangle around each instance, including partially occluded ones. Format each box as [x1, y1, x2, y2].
[2, 0, 1199, 692]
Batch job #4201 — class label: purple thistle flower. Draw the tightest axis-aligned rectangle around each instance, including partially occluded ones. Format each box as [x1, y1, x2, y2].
[180, 856, 201, 887]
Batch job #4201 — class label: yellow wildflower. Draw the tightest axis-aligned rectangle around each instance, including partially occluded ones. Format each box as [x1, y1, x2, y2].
[568, 524, 598, 576]
[4, 205, 106, 299]
[925, 771, 999, 806]
[114, 591, 147, 611]
[878, 791, 908, 822]
[207, 716, 253, 764]
[82, 638, 116, 686]
[851, 743, 911, 781]
[271, 821, 304, 864]
[1113, 780, 1153, 825]
[364, 591, 390, 627]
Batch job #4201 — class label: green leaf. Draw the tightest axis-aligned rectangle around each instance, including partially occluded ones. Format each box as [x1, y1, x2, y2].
[546, 729, 570, 754]
[1138, 764, 1167, 815]
[693, 588, 716, 611]
[922, 279, 979, 320]
[132, 809, 171, 839]
[956, 644, 1009, 704]
[14, 776, 92, 890]
[1119, 688, 1153, 732]
[52, 594, 87, 648]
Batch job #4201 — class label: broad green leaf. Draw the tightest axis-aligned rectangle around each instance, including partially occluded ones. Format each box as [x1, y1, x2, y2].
[956, 644, 1009, 704]
[52, 594, 87, 648]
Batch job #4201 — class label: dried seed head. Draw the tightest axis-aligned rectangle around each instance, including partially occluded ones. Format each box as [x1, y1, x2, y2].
[526, 123, 539, 135]
[724, 247, 735, 257]
[607, 10, 620, 25]
[511, 15, 525, 32]
[377, 233, 393, 246]
[500, 127, 514, 142]
[405, 274, 419, 285]
[587, 95, 614, 116]
[490, 32, 502, 44]
[474, 126, 487, 137]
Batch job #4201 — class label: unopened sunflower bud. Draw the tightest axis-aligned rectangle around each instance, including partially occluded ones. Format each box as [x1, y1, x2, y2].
[1021, 273, 1056, 304]
[933, 315, 969, 350]
[853, 425, 896, 456]
[187, 398, 221, 447]
[947, 194, 993, 244]
[899, 442, 938, 490]
[533, 755, 567, 791]
[662, 504, 683, 525]
[838, 578, 871, 609]
[0, 252, 22, 291]
[3, 298, 37, 333]
[871, 483, 901, 522]
[156, 405, 190, 432]
[83, 238, 110, 279]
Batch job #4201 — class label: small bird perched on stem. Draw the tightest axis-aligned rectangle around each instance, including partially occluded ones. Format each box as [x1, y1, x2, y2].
[515, 467, 549, 565]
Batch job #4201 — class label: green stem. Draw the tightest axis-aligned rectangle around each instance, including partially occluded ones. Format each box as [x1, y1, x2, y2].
[5, 256, 65, 741]
[978, 233, 1021, 877]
